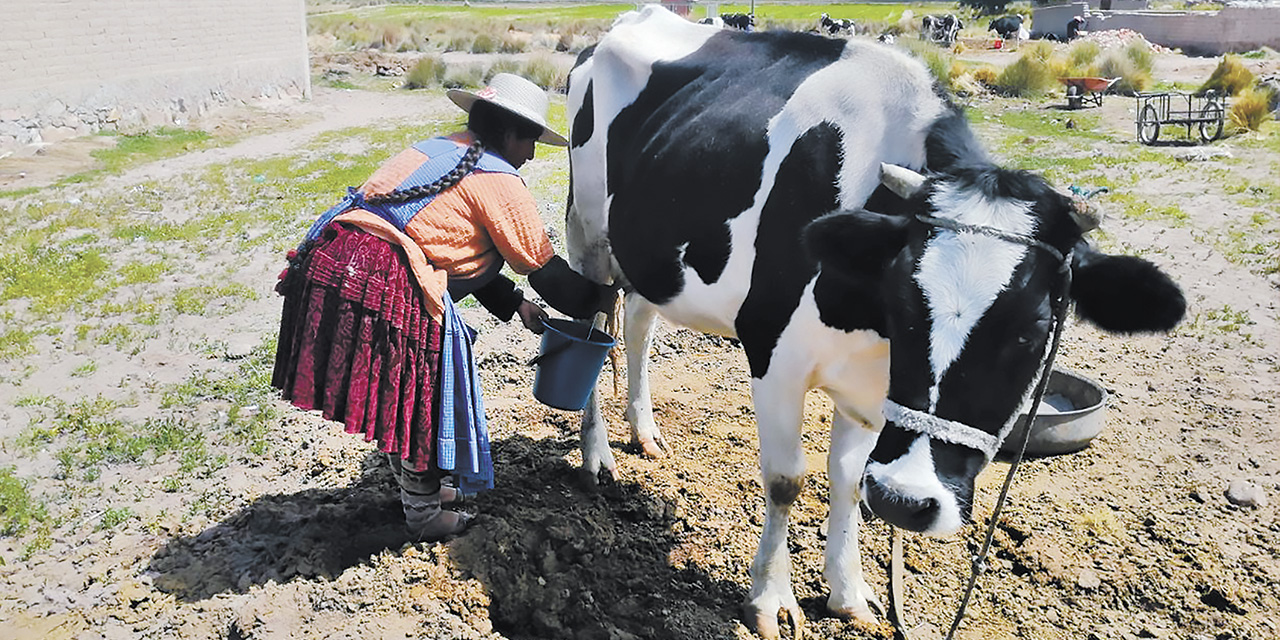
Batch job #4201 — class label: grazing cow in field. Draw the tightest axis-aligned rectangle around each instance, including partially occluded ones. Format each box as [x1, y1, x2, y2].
[922, 14, 962, 46]
[988, 14, 1025, 39]
[697, 16, 725, 28]
[818, 12, 855, 36]
[565, 6, 1184, 638]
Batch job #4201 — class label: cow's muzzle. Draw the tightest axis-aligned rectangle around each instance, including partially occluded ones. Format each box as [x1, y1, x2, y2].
[863, 474, 939, 533]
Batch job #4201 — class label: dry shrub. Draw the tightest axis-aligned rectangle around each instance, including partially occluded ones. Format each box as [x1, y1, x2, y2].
[403, 55, 447, 91]
[1200, 55, 1254, 96]
[1229, 87, 1275, 132]
[993, 41, 1060, 96]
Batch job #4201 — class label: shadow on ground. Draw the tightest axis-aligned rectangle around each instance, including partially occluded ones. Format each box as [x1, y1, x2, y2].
[148, 434, 745, 639]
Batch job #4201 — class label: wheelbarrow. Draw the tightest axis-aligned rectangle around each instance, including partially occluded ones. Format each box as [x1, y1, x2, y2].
[1060, 77, 1120, 109]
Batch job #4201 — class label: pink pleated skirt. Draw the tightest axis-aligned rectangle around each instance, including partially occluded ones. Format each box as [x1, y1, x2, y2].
[272, 223, 443, 472]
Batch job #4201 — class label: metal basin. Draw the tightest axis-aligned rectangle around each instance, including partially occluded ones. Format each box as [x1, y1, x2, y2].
[999, 368, 1108, 457]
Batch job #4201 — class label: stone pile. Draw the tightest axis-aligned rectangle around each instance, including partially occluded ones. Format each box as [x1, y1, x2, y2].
[1080, 28, 1173, 53]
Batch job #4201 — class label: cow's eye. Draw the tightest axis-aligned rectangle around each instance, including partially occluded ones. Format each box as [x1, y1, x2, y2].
[1017, 336, 1032, 346]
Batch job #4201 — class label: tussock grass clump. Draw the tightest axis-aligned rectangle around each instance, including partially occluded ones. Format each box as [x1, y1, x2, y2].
[471, 32, 497, 54]
[1200, 55, 1254, 96]
[897, 38, 962, 93]
[1229, 86, 1276, 132]
[444, 31, 473, 53]
[1094, 41, 1154, 94]
[522, 54, 566, 92]
[1066, 40, 1101, 76]
[993, 41, 1060, 97]
[403, 55, 447, 90]
[498, 32, 528, 54]
[487, 59, 524, 80]
[443, 65, 486, 90]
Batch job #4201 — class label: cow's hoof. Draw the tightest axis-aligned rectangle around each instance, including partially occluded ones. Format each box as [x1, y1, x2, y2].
[746, 603, 805, 640]
[828, 602, 878, 625]
[637, 436, 666, 459]
[576, 464, 620, 488]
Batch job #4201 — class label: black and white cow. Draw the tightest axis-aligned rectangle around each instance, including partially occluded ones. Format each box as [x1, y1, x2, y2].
[922, 14, 962, 46]
[988, 14, 1025, 40]
[565, 6, 1184, 638]
[700, 12, 754, 31]
[818, 12, 855, 36]
[722, 12, 755, 31]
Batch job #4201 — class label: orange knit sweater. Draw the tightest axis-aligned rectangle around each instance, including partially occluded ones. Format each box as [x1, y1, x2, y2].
[335, 132, 554, 321]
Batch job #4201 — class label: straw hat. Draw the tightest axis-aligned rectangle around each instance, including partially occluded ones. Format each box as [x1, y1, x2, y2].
[447, 73, 569, 147]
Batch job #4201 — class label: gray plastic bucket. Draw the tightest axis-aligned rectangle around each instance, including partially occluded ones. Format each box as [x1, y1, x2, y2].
[530, 318, 616, 411]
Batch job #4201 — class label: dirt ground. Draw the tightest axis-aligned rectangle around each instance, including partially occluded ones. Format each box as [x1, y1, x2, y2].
[0, 43, 1277, 640]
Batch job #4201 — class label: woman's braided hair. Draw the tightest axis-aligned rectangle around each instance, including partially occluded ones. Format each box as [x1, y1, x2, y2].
[363, 140, 485, 205]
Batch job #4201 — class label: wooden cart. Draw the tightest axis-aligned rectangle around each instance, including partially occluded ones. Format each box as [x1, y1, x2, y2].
[1060, 77, 1120, 109]
[1135, 91, 1226, 145]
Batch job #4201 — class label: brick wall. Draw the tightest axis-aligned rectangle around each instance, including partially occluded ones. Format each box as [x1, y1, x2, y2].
[0, 0, 309, 153]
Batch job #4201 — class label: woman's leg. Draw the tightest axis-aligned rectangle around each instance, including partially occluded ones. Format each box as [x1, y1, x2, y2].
[384, 454, 470, 540]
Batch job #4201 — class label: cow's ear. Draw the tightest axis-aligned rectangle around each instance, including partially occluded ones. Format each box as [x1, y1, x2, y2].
[1070, 242, 1186, 333]
[803, 209, 910, 277]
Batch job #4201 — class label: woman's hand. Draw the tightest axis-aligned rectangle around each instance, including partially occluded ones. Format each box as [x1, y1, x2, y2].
[516, 299, 548, 334]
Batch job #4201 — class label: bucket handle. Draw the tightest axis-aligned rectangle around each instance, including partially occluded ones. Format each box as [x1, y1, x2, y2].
[526, 323, 602, 367]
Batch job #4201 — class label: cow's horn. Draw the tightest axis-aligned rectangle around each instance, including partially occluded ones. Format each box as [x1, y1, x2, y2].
[880, 163, 927, 199]
[1068, 195, 1102, 232]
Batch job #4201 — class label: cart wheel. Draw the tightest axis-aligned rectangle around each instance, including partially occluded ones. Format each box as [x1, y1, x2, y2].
[1138, 104, 1160, 145]
[1199, 101, 1224, 143]
[1066, 84, 1082, 110]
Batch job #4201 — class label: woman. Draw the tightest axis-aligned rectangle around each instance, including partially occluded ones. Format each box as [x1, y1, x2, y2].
[272, 74, 612, 541]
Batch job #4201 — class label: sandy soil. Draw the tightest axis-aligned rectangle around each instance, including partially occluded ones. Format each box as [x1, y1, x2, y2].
[0, 46, 1277, 640]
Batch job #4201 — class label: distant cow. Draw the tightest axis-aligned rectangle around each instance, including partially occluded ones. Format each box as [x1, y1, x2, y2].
[566, 6, 1184, 638]
[819, 12, 855, 36]
[922, 14, 962, 46]
[722, 12, 755, 31]
[989, 15, 1025, 39]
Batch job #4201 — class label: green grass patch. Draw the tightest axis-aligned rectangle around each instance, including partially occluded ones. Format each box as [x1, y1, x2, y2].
[98, 507, 136, 531]
[1108, 192, 1189, 226]
[0, 326, 37, 360]
[0, 466, 48, 537]
[92, 128, 214, 174]
[172, 283, 259, 315]
[0, 244, 110, 312]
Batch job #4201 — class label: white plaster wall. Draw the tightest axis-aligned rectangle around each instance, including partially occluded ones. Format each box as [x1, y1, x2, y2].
[1033, 4, 1280, 54]
[0, 0, 310, 153]
[1089, 7, 1280, 55]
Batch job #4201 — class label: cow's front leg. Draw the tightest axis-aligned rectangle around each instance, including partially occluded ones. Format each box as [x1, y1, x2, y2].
[623, 293, 665, 458]
[745, 377, 807, 640]
[824, 408, 882, 623]
[580, 384, 618, 484]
